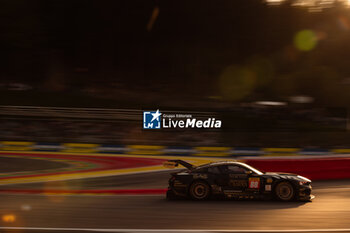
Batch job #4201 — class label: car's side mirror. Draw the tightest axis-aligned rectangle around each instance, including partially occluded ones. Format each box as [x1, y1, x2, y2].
[245, 170, 253, 175]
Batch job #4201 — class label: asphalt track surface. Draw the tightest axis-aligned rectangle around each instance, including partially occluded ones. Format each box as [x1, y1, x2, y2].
[1, 175, 350, 232]
[0, 170, 173, 190]
[1, 154, 350, 232]
[0, 156, 67, 173]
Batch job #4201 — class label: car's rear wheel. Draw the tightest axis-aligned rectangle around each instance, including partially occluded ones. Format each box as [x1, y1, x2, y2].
[189, 181, 210, 200]
[275, 181, 295, 201]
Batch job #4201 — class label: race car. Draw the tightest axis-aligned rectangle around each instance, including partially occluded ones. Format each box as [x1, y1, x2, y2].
[164, 160, 314, 201]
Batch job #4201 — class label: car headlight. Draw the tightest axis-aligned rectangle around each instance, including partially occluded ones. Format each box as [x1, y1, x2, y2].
[299, 181, 309, 185]
[297, 175, 311, 182]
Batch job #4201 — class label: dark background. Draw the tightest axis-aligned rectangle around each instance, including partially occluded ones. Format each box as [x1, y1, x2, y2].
[2, 0, 350, 146]
[1, 0, 350, 106]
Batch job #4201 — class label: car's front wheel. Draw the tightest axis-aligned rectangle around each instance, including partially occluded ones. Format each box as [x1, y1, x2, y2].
[275, 181, 295, 201]
[189, 181, 210, 200]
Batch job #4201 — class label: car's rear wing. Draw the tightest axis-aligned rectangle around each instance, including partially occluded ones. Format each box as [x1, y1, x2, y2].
[163, 160, 196, 170]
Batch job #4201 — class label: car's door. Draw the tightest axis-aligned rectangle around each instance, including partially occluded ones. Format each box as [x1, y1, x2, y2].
[207, 165, 226, 187]
[220, 164, 250, 191]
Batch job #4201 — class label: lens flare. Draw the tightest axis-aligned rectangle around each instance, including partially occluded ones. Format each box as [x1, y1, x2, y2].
[2, 214, 16, 223]
[219, 65, 256, 101]
[294, 30, 318, 51]
[21, 204, 32, 211]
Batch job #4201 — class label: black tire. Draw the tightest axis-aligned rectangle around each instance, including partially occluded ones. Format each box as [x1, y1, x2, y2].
[274, 181, 295, 201]
[189, 181, 210, 200]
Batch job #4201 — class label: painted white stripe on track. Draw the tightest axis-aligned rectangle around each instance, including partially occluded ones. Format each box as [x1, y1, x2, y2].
[1, 227, 350, 232]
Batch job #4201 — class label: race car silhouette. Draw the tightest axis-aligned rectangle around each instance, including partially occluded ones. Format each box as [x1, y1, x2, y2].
[164, 160, 314, 201]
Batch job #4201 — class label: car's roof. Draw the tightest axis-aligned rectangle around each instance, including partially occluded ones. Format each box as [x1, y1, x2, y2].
[197, 161, 243, 168]
[195, 161, 264, 175]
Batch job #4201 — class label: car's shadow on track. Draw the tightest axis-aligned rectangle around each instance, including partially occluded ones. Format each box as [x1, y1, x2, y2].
[154, 197, 308, 210]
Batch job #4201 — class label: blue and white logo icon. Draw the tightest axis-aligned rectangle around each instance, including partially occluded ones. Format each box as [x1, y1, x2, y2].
[143, 109, 162, 129]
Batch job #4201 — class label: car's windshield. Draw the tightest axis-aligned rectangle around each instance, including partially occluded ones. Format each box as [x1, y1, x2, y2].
[239, 163, 264, 175]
